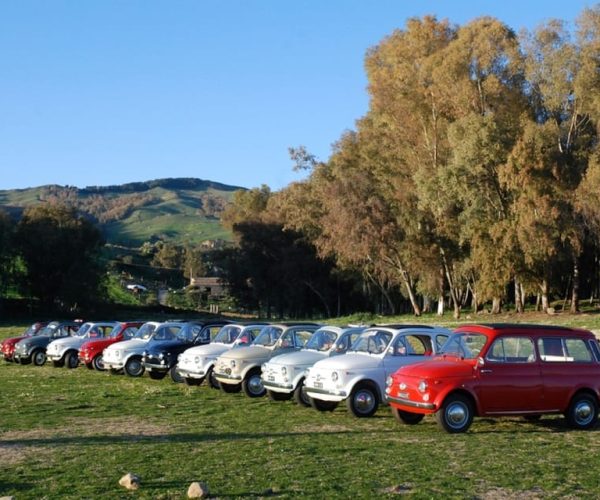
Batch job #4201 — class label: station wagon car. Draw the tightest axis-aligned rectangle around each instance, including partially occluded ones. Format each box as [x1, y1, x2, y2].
[142, 321, 229, 382]
[305, 325, 451, 417]
[47, 321, 118, 369]
[78, 321, 143, 370]
[385, 324, 600, 433]
[1, 322, 47, 362]
[102, 321, 162, 376]
[13, 320, 82, 366]
[214, 323, 319, 397]
[261, 326, 365, 406]
[176, 323, 266, 388]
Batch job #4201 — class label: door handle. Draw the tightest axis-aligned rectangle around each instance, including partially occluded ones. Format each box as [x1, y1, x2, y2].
[480, 369, 493, 373]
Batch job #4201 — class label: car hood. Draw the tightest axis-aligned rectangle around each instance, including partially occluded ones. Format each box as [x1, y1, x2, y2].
[80, 338, 115, 350]
[17, 336, 50, 348]
[183, 343, 230, 357]
[146, 340, 188, 354]
[106, 338, 148, 352]
[2, 336, 26, 347]
[221, 345, 270, 360]
[49, 337, 85, 349]
[396, 357, 476, 379]
[268, 350, 325, 367]
[312, 353, 381, 371]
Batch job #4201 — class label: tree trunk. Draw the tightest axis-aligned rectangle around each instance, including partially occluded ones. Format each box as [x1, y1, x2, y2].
[570, 260, 580, 313]
[514, 278, 524, 314]
[540, 280, 549, 313]
[491, 297, 502, 314]
[437, 296, 444, 316]
[422, 296, 431, 314]
[440, 250, 460, 319]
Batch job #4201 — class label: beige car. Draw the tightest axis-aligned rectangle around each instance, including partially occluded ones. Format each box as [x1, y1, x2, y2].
[214, 323, 319, 397]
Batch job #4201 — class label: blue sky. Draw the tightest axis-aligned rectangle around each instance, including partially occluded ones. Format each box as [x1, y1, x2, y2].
[0, 1, 594, 191]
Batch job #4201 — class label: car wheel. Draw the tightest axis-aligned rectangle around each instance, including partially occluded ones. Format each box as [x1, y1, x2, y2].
[220, 382, 242, 393]
[92, 355, 105, 371]
[391, 406, 424, 425]
[65, 351, 79, 369]
[207, 367, 220, 390]
[293, 379, 311, 407]
[169, 366, 184, 384]
[346, 383, 379, 418]
[148, 370, 167, 380]
[242, 370, 266, 398]
[436, 393, 474, 433]
[310, 397, 338, 412]
[566, 393, 598, 430]
[267, 389, 292, 401]
[124, 357, 144, 377]
[32, 349, 47, 366]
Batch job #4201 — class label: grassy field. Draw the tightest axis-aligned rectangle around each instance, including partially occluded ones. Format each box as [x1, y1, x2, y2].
[2, 314, 600, 498]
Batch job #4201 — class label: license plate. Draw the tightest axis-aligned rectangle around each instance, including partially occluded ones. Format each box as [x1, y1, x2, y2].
[268, 376, 275, 381]
[314, 381, 323, 389]
[398, 392, 409, 399]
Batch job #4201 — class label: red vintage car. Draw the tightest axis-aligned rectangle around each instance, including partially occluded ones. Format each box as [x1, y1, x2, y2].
[78, 321, 143, 370]
[1, 322, 48, 362]
[385, 324, 600, 433]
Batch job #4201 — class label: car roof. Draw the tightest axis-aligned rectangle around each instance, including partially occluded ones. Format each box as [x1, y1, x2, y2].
[455, 323, 594, 338]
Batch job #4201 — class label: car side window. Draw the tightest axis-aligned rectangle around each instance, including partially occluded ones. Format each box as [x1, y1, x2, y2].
[537, 337, 593, 362]
[435, 335, 449, 350]
[123, 327, 137, 339]
[487, 337, 535, 363]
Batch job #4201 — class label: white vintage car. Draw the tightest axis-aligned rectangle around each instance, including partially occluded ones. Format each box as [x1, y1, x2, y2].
[46, 321, 118, 369]
[214, 323, 319, 398]
[261, 326, 365, 406]
[102, 321, 162, 376]
[175, 323, 267, 388]
[304, 325, 451, 417]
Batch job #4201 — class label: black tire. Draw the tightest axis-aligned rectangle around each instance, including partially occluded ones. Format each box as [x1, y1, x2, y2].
[148, 370, 167, 380]
[346, 383, 379, 418]
[523, 415, 541, 422]
[566, 393, 598, 430]
[183, 377, 203, 386]
[267, 389, 292, 401]
[220, 382, 242, 393]
[32, 349, 47, 367]
[242, 370, 266, 398]
[293, 379, 311, 407]
[310, 397, 338, 412]
[52, 360, 64, 368]
[391, 406, 424, 425]
[436, 393, 474, 433]
[65, 351, 79, 369]
[169, 366, 184, 384]
[207, 367, 220, 390]
[92, 355, 105, 371]
[124, 357, 144, 377]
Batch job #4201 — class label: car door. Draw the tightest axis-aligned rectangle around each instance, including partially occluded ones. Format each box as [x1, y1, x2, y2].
[476, 335, 543, 413]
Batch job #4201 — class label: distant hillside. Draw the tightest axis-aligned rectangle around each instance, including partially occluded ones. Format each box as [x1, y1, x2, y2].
[0, 177, 243, 246]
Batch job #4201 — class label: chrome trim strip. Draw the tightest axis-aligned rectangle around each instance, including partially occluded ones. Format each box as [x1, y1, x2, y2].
[385, 395, 436, 410]
[305, 387, 347, 397]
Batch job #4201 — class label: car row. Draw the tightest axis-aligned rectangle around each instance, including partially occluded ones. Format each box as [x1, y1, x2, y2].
[3, 320, 600, 433]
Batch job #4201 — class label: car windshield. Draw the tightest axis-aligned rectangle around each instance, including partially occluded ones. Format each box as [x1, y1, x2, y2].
[151, 325, 182, 341]
[350, 330, 393, 354]
[23, 324, 40, 337]
[109, 324, 124, 338]
[439, 333, 488, 359]
[175, 323, 202, 342]
[134, 323, 157, 340]
[305, 329, 338, 352]
[214, 325, 242, 344]
[253, 326, 284, 347]
[74, 323, 93, 337]
[39, 323, 60, 337]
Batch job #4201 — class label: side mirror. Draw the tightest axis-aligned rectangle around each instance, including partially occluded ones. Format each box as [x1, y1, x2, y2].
[476, 356, 485, 368]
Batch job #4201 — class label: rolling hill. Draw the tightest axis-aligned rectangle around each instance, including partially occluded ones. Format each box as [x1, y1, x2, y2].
[0, 178, 243, 246]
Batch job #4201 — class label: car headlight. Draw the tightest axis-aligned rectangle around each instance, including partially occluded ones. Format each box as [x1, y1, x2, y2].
[418, 380, 428, 393]
[281, 366, 287, 375]
[331, 371, 339, 382]
[159, 353, 165, 359]
[230, 359, 236, 368]
[261, 363, 267, 372]
[194, 356, 200, 364]
[386, 376, 392, 387]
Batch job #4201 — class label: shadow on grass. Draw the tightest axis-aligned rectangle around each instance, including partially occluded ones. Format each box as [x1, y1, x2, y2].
[0, 429, 368, 448]
[0, 480, 34, 495]
[474, 416, 600, 433]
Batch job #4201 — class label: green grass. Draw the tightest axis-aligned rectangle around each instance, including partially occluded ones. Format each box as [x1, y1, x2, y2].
[2, 317, 600, 498]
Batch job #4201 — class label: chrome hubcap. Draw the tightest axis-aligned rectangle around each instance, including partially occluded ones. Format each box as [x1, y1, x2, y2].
[446, 402, 468, 428]
[248, 375, 264, 395]
[128, 360, 142, 375]
[95, 356, 104, 370]
[354, 390, 375, 413]
[34, 352, 45, 364]
[575, 401, 594, 425]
